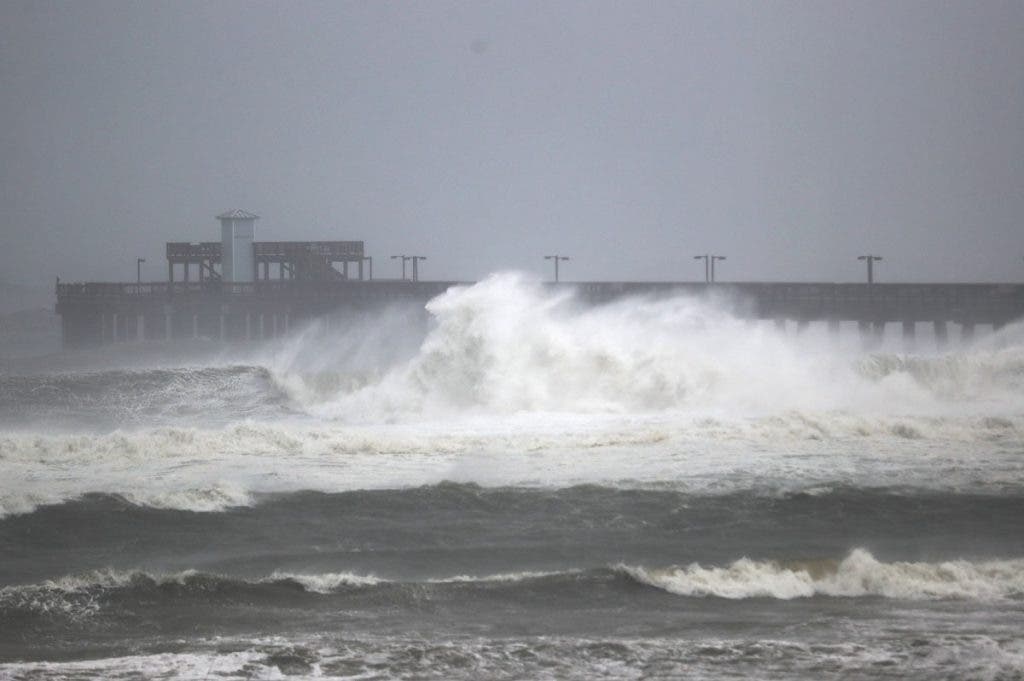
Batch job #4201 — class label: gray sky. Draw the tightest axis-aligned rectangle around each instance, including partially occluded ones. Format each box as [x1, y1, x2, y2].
[1, 0, 1022, 287]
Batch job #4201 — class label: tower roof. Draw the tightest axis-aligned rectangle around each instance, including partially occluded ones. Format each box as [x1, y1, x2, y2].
[216, 209, 259, 220]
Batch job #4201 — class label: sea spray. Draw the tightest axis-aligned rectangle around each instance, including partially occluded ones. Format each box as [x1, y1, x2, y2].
[296, 273, 1023, 420]
[6, 275, 1017, 428]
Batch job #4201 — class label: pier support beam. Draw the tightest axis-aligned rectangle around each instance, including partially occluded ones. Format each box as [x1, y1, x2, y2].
[136, 314, 145, 342]
[858, 321, 885, 350]
[857, 320, 870, 348]
[827, 319, 840, 343]
[992, 318, 1010, 349]
[934, 320, 948, 351]
[164, 307, 172, 340]
[961, 322, 975, 345]
[902, 320, 915, 352]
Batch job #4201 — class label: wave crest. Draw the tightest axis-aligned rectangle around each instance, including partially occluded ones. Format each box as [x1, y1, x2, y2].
[6, 551, 1024, 624]
[619, 548, 1024, 600]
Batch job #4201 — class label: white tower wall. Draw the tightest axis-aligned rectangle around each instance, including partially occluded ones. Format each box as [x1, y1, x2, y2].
[217, 211, 258, 283]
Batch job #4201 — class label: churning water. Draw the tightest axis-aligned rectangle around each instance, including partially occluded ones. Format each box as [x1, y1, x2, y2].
[1, 273, 1023, 679]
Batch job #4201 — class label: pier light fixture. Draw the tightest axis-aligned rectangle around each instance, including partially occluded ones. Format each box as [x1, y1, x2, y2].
[694, 254, 726, 283]
[857, 255, 883, 284]
[694, 255, 708, 283]
[390, 254, 410, 280]
[544, 255, 570, 282]
[711, 255, 726, 283]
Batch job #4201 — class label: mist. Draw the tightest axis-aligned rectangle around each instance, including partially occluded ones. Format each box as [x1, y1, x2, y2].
[3, 4, 1024, 679]
[2, 1, 1022, 291]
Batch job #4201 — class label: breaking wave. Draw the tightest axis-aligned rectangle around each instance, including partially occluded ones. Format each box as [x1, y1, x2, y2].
[0, 568, 586, 625]
[2, 409, 1023, 517]
[856, 350, 1024, 400]
[620, 548, 1024, 600]
[5, 549, 1023, 627]
[262, 273, 1024, 420]
[4, 274, 1022, 427]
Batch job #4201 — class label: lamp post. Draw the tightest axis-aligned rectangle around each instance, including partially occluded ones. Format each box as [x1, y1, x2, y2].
[136, 257, 146, 284]
[858, 255, 882, 284]
[390, 255, 409, 280]
[694, 254, 726, 282]
[694, 255, 709, 283]
[711, 255, 726, 283]
[544, 255, 570, 282]
[409, 256, 427, 282]
[362, 256, 373, 281]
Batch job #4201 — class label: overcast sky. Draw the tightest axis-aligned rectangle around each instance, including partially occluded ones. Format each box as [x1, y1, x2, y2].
[1, 0, 1021, 287]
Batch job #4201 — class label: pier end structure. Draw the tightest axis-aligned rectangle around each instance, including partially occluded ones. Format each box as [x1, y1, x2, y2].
[218, 210, 258, 283]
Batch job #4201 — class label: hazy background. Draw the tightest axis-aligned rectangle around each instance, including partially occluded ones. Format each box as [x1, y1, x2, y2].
[1, 0, 1022, 293]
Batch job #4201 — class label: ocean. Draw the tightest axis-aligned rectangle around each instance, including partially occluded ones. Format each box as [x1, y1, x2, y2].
[1, 273, 1022, 680]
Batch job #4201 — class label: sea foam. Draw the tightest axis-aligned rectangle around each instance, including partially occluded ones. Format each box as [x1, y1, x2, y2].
[2, 409, 1023, 518]
[620, 548, 1024, 600]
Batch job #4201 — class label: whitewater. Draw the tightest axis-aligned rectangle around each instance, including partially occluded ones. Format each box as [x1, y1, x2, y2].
[1, 273, 1023, 679]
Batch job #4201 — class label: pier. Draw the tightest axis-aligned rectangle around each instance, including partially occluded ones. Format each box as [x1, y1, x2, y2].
[55, 278, 1024, 349]
[53, 210, 1024, 349]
